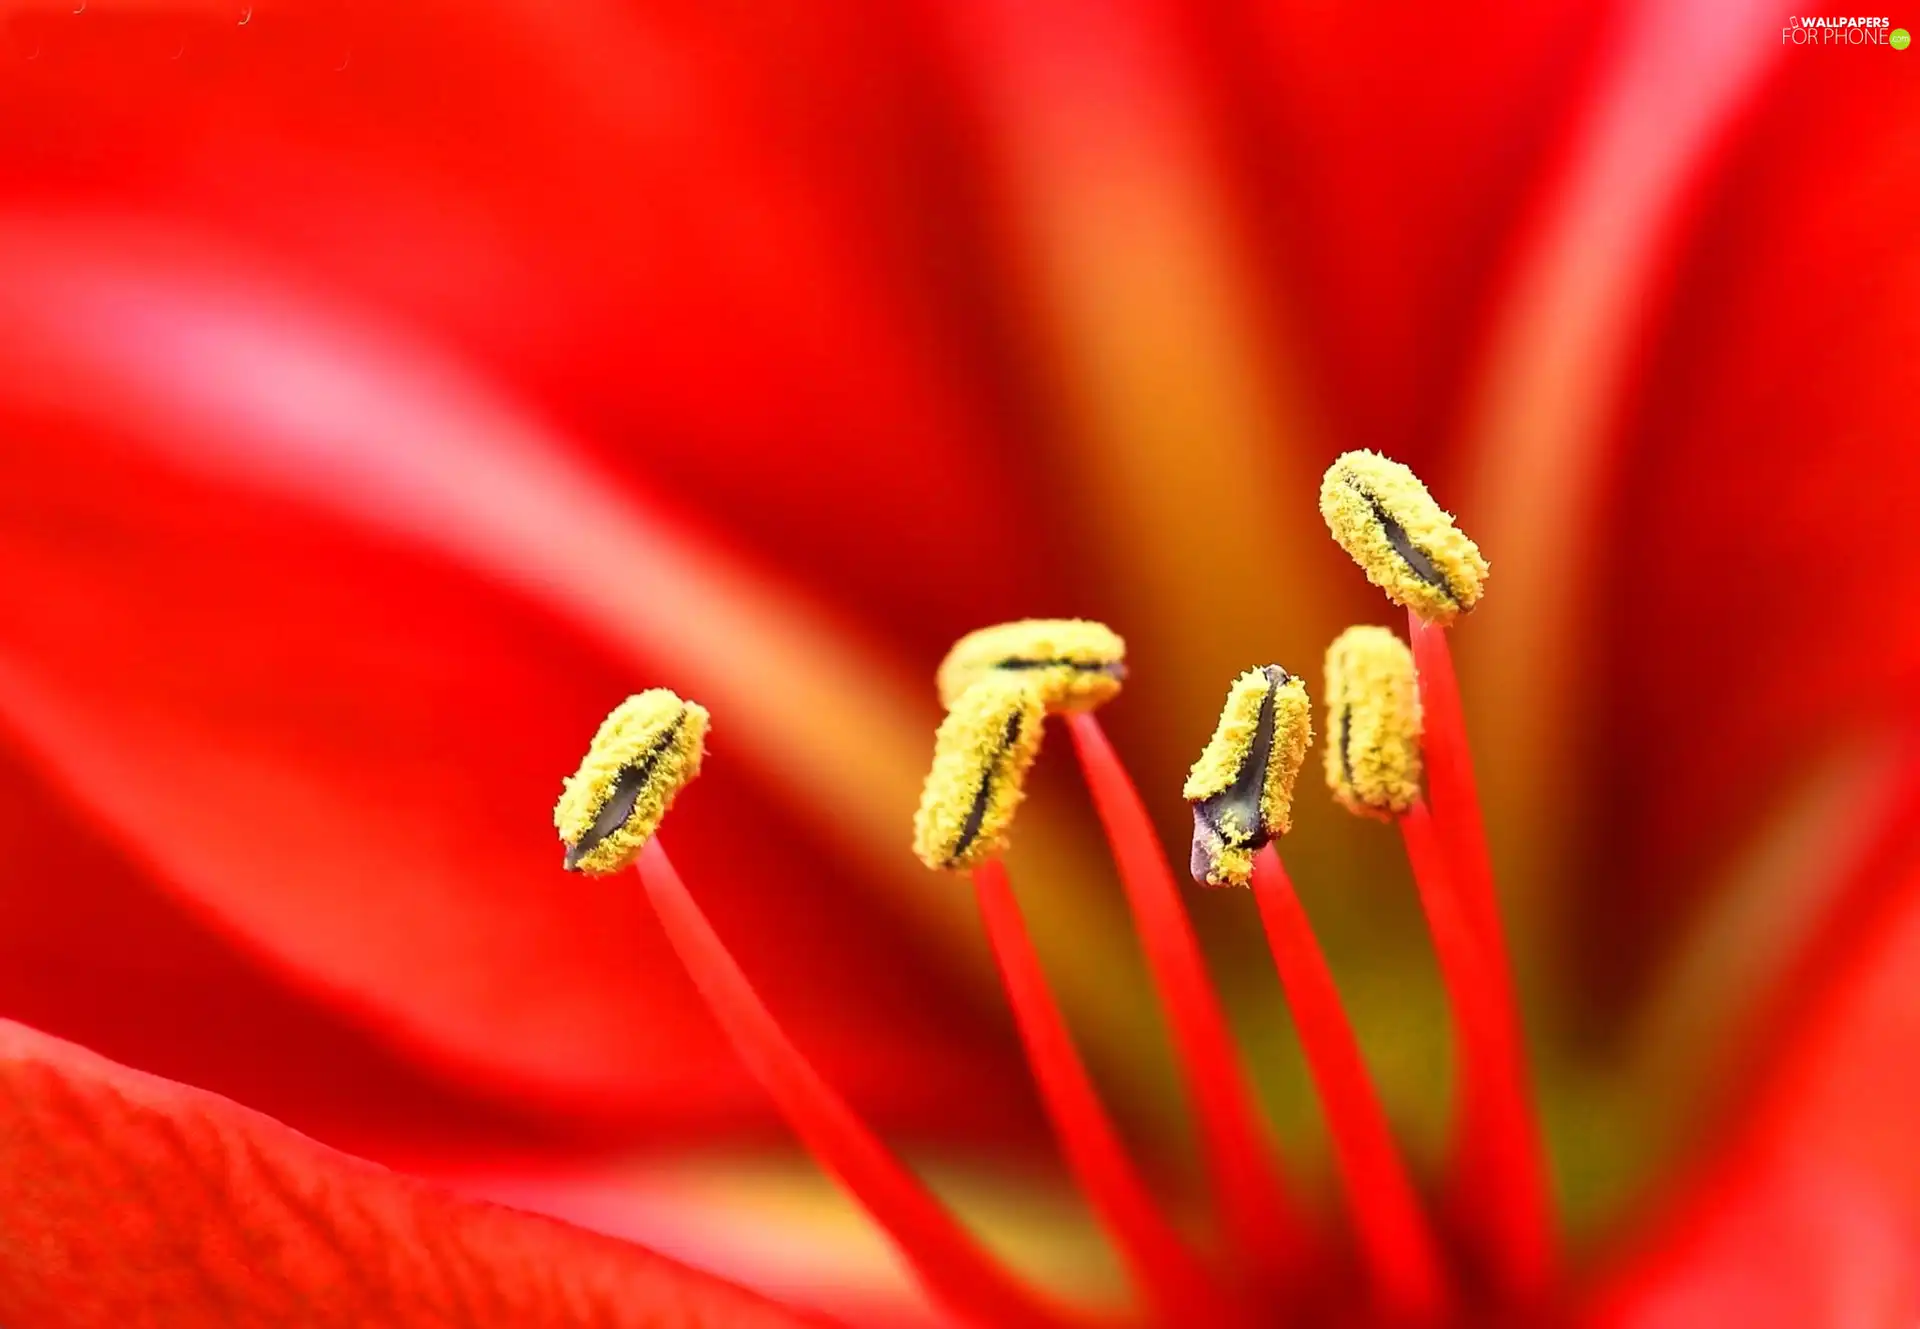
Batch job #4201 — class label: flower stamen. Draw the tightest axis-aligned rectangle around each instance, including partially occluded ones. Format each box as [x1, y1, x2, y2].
[937, 618, 1128, 713]
[638, 837, 1077, 1329]
[914, 676, 1049, 871]
[916, 626, 1259, 1318]
[1320, 451, 1552, 1300]
[972, 857, 1251, 1324]
[1249, 844, 1449, 1321]
[1319, 451, 1489, 627]
[917, 627, 1277, 1316]
[1184, 661, 1448, 1317]
[1323, 626, 1424, 820]
[1183, 666, 1312, 888]
[1066, 710, 1313, 1289]
[560, 697, 1075, 1329]
[555, 690, 708, 874]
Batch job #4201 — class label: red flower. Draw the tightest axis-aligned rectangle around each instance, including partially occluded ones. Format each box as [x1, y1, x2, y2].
[1, 0, 1918, 1323]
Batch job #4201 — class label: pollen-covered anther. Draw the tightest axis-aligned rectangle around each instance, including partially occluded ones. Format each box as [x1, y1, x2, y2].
[1324, 625, 1423, 820]
[555, 689, 709, 874]
[1320, 450, 1490, 625]
[935, 618, 1126, 714]
[1183, 666, 1313, 887]
[913, 675, 1047, 871]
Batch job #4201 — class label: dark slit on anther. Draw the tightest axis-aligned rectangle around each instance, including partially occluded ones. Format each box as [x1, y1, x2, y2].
[564, 713, 686, 870]
[947, 708, 1026, 867]
[1355, 486, 1458, 605]
[993, 655, 1127, 682]
[1338, 704, 1356, 792]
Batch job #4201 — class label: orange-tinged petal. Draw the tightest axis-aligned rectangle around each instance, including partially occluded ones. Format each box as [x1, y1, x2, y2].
[1588, 37, 1920, 987]
[0, 0, 1045, 651]
[0, 1020, 821, 1329]
[0, 215, 1151, 1117]
[1457, 0, 1786, 959]
[470, 1153, 1130, 1328]
[0, 741, 583, 1161]
[926, 0, 1334, 738]
[1220, 0, 1605, 477]
[0, 243, 1043, 1131]
[0, 423, 1032, 1131]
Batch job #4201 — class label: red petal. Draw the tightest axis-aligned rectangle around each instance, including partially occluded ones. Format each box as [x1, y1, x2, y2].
[1595, 34, 1920, 974]
[0, 740, 577, 1161]
[0, 227, 1034, 1133]
[0, 1, 1054, 654]
[1589, 859, 1920, 1324]
[1211, 0, 1605, 474]
[0, 1020, 819, 1329]
[1587, 1151, 1920, 1329]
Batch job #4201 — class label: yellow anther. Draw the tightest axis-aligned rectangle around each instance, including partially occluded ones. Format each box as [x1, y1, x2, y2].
[913, 675, 1048, 871]
[1182, 666, 1313, 887]
[1319, 451, 1489, 625]
[555, 690, 709, 874]
[935, 619, 1126, 714]
[1323, 626, 1423, 820]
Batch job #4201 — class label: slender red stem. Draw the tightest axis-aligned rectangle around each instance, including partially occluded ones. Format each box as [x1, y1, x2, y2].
[1406, 613, 1505, 964]
[1400, 799, 1554, 1301]
[1407, 610, 1555, 1296]
[1065, 711, 1310, 1284]
[974, 858, 1251, 1325]
[1249, 846, 1448, 1321]
[637, 837, 1073, 1329]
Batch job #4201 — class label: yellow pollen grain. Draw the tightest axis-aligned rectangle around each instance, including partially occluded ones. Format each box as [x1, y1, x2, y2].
[555, 689, 709, 875]
[1323, 625, 1423, 820]
[1319, 450, 1489, 625]
[1182, 666, 1312, 887]
[912, 675, 1048, 872]
[935, 618, 1126, 714]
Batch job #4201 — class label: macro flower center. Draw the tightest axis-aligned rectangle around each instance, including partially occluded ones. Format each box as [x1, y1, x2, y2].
[555, 453, 1551, 1326]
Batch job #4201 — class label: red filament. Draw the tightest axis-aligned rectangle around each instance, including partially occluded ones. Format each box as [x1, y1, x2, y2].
[974, 858, 1249, 1324]
[637, 836, 1073, 1329]
[1405, 613, 1556, 1296]
[1065, 711, 1310, 1284]
[1400, 796, 1554, 1300]
[1250, 845, 1448, 1319]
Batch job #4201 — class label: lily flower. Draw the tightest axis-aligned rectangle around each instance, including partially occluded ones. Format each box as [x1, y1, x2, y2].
[7, 451, 1919, 1326]
[1, 0, 1919, 1325]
